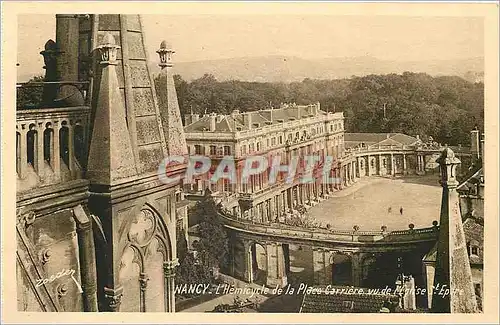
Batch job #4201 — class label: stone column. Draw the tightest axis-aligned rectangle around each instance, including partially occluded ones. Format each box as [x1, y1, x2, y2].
[391, 153, 395, 175]
[312, 248, 330, 285]
[139, 272, 148, 312]
[36, 125, 44, 175]
[163, 259, 178, 312]
[74, 206, 98, 312]
[68, 122, 75, 175]
[367, 155, 371, 176]
[55, 15, 84, 106]
[266, 242, 287, 288]
[103, 286, 123, 312]
[52, 121, 61, 179]
[19, 127, 28, 179]
[378, 154, 383, 176]
[243, 241, 253, 283]
[432, 148, 478, 313]
[351, 252, 362, 287]
[403, 154, 407, 174]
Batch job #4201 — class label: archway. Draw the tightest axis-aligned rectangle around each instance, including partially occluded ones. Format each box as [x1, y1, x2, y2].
[250, 242, 267, 285]
[330, 252, 352, 286]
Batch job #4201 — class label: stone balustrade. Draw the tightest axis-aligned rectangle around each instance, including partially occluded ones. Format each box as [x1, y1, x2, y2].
[16, 106, 90, 192]
[219, 213, 439, 245]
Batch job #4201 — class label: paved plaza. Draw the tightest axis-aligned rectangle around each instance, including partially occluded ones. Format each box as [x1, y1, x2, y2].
[308, 175, 442, 232]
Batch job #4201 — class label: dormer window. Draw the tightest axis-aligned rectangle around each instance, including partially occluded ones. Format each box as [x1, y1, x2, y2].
[253, 123, 260, 128]
[277, 119, 284, 123]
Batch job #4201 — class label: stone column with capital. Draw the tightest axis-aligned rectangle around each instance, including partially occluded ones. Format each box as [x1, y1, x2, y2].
[139, 272, 149, 312]
[103, 286, 123, 312]
[163, 259, 178, 312]
[431, 148, 478, 313]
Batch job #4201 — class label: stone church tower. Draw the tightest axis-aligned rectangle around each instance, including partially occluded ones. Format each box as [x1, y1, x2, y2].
[16, 14, 186, 312]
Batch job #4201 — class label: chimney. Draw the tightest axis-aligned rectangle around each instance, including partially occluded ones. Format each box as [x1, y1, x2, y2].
[297, 106, 302, 119]
[471, 128, 480, 160]
[386, 134, 390, 139]
[209, 113, 216, 131]
[184, 114, 192, 126]
[243, 112, 252, 130]
[192, 113, 199, 123]
[416, 135, 420, 141]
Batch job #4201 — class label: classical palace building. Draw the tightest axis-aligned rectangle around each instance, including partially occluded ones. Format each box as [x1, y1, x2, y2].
[184, 103, 350, 221]
[183, 105, 472, 223]
[16, 14, 187, 312]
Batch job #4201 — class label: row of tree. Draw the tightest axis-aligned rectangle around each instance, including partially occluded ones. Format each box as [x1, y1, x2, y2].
[173, 72, 484, 146]
[17, 71, 484, 147]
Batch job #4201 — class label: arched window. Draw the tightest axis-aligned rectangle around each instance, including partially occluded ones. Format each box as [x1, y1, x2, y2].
[44, 125, 53, 163]
[59, 123, 69, 167]
[27, 125, 37, 169]
[74, 124, 85, 167]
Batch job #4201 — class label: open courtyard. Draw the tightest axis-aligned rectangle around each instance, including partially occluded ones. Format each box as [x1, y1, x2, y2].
[307, 174, 442, 232]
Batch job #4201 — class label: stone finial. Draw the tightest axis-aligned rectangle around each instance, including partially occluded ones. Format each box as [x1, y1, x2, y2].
[157, 40, 175, 69]
[437, 147, 461, 187]
[97, 33, 120, 65]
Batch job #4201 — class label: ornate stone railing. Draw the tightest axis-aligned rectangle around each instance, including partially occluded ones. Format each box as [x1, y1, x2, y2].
[219, 213, 439, 245]
[16, 106, 90, 192]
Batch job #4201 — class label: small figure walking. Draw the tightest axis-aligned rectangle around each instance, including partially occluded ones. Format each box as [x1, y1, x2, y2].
[388, 207, 392, 214]
[400, 207, 404, 215]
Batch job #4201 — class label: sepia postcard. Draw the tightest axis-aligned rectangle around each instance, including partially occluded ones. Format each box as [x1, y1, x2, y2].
[1, 1, 499, 324]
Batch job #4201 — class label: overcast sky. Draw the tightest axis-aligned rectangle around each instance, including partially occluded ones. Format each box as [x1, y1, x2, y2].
[17, 14, 483, 81]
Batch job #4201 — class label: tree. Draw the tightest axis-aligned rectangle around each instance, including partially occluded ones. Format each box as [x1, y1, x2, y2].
[172, 72, 483, 146]
[17, 75, 44, 109]
[191, 195, 229, 271]
[175, 253, 211, 297]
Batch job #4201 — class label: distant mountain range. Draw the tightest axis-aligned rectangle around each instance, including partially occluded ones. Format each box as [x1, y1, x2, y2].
[150, 55, 484, 83]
